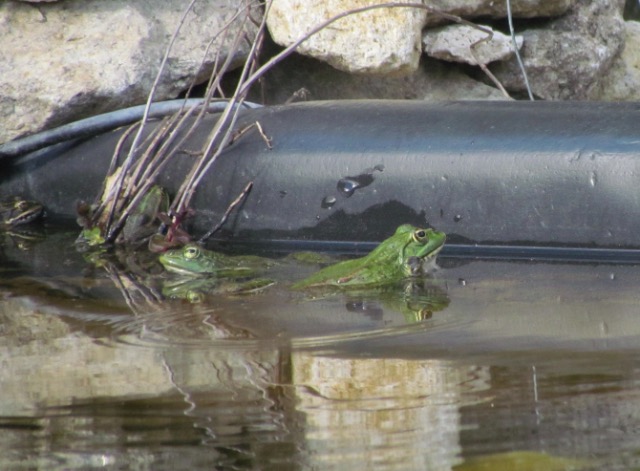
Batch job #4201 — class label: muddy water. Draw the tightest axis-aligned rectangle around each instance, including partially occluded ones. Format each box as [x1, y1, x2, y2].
[1, 230, 640, 470]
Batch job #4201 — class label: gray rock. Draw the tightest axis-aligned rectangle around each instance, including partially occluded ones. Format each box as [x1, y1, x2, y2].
[490, 0, 626, 100]
[423, 24, 523, 65]
[593, 20, 640, 101]
[423, 0, 577, 25]
[252, 54, 508, 104]
[266, 0, 428, 75]
[266, 0, 574, 76]
[0, 0, 256, 144]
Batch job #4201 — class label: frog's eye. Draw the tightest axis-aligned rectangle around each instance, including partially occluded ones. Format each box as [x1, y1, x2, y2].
[187, 290, 204, 303]
[184, 245, 200, 259]
[412, 229, 428, 244]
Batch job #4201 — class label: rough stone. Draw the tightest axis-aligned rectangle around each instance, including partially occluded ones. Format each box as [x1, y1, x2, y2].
[0, 0, 257, 144]
[593, 20, 640, 101]
[423, 0, 577, 25]
[266, 0, 575, 76]
[266, 0, 428, 75]
[490, 0, 626, 100]
[251, 53, 509, 104]
[423, 24, 524, 65]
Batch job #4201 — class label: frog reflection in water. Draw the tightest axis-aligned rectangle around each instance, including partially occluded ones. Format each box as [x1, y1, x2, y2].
[159, 225, 448, 320]
[0, 197, 44, 227]
[0, 197, 45, 250]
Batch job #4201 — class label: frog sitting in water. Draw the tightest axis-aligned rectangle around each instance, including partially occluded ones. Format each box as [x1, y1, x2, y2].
[159, 243, 273, 278]
[158, 225, 447, 318]
[291, 224, 445, 290]
[291, 224, 447, 322]
[159, 243, 276, 299]
[159, 224, 445, 288]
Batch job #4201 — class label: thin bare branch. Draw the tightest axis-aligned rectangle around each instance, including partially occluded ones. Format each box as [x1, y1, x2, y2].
[506, 0, 534, 100]
[124, 0, 199, 163]
[172, 1, 268, 214]
[468, 34, 511, 99]
[198, 181, 254, 243]
[238, 2, 494, 97]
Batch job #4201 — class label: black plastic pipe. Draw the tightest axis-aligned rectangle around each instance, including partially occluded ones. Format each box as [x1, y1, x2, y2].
[0, 99, 262, 160]
[2, 100, 640, 256]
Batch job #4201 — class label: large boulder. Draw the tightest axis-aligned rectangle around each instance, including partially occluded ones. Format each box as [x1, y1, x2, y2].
[0, 0, 257, 144]
[491, 0, 626, 99]
[254, 54, 507, 104]
[266, 0, 428, 75]
[422, 0, 577, 25]
[266, 0, 575, 75]
[593, 20, 640, 101]
[423, 24, 523, 66]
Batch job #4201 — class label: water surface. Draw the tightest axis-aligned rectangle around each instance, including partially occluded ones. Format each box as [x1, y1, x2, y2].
[1, 230, 639, 470]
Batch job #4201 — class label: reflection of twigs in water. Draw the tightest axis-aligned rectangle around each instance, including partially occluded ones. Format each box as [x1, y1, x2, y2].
[199, 181, 254, 243]
[101, 262, 163, 314]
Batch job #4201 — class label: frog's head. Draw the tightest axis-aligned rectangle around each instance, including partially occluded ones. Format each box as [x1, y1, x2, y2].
[159, 243, 257, 277]
[1, 198, 44, 227]
[396, 225, 446, 275]
[159, 244, 218, 276]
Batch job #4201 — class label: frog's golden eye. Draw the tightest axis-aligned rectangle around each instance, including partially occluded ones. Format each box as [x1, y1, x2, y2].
[187, 290, 204, 303]
[412, 229, 428, 243]
[184, 245, 200, 259]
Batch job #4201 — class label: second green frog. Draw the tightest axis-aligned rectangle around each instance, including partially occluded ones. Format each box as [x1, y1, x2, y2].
[292, 224, 445, 290]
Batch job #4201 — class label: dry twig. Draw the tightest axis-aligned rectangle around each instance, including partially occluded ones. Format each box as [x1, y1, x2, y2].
[88, 0, 509, 245]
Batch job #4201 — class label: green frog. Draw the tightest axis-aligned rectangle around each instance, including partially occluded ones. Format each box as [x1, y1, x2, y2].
[158, 225, 448, 319]
[291, 224, 446, 290]
[159, 225, 445, 287]
[0, 197, 44, 227]
[159, 243, 273, 278]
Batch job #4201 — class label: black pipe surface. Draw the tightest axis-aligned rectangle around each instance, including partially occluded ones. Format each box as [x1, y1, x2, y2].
[2, 100, 639, 253]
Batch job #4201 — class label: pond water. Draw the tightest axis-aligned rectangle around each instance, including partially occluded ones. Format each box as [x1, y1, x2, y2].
[2, 227, 640, 470]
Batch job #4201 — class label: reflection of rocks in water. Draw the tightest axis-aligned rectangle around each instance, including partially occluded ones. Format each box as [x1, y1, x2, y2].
[292, 352, 490, 470]
[0, 296, 295, 468]
[128, 306, 258, 343]
[460, 362, 640, 467]
[161, 346, 288, 430]
[0, 298, 172, 415]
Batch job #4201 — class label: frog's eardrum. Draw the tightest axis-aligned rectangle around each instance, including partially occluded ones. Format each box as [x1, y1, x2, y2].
[2, 100, 640, 259]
